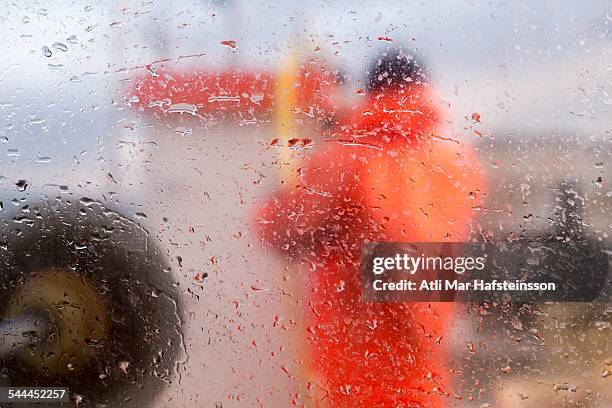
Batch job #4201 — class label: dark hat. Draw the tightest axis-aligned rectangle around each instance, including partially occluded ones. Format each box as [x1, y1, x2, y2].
[366, 47, 427, 92]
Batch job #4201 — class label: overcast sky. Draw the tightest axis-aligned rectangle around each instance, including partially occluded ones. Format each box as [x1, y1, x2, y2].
[1, 0, 611, 135]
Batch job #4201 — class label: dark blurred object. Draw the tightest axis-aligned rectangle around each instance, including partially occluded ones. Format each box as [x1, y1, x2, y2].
[540, 179, 609, 300]
[366, 47, 428, 92]
[478, 179, 609, 302]
[0, 196, 183, 407]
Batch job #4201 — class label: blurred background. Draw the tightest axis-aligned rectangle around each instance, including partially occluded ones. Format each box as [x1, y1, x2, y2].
[0, 0, 610, 406]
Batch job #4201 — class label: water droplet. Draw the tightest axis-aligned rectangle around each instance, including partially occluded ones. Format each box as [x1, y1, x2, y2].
[220, 40, 237, 49]
[166, 103, 198, 115]
[80, 197, 95, 206]
[72, 393, 84, 407]
[41, 46, 52, 57]
[52, 42, 68, 52]
[15, 180, 27, 191]
[118, 360, 130, 373]
[553, 383, 577, 393]
[174, 127, 192, 136]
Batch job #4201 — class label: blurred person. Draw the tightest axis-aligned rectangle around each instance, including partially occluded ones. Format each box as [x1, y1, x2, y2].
[253, 48, 485, 407]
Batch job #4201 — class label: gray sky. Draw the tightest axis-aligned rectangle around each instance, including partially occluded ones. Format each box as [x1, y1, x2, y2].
[1, 0, 611, 138]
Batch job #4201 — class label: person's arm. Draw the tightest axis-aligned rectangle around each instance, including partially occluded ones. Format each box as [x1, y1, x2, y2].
[252, 144, 361, 256]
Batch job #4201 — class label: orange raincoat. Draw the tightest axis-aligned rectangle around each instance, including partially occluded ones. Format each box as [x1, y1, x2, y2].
[254, 84, 484, 407]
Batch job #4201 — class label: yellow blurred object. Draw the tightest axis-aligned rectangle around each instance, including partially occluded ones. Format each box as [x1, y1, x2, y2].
[274, 50, 320, 403]
[274, 52, 300, 184]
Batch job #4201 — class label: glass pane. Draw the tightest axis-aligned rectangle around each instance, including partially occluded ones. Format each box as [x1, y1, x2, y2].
[0, 1, 609, 407]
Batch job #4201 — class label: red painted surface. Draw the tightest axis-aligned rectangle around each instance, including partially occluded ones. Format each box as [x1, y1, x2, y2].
[130, 69, 276, 119]
[129, 64, 340, 121]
